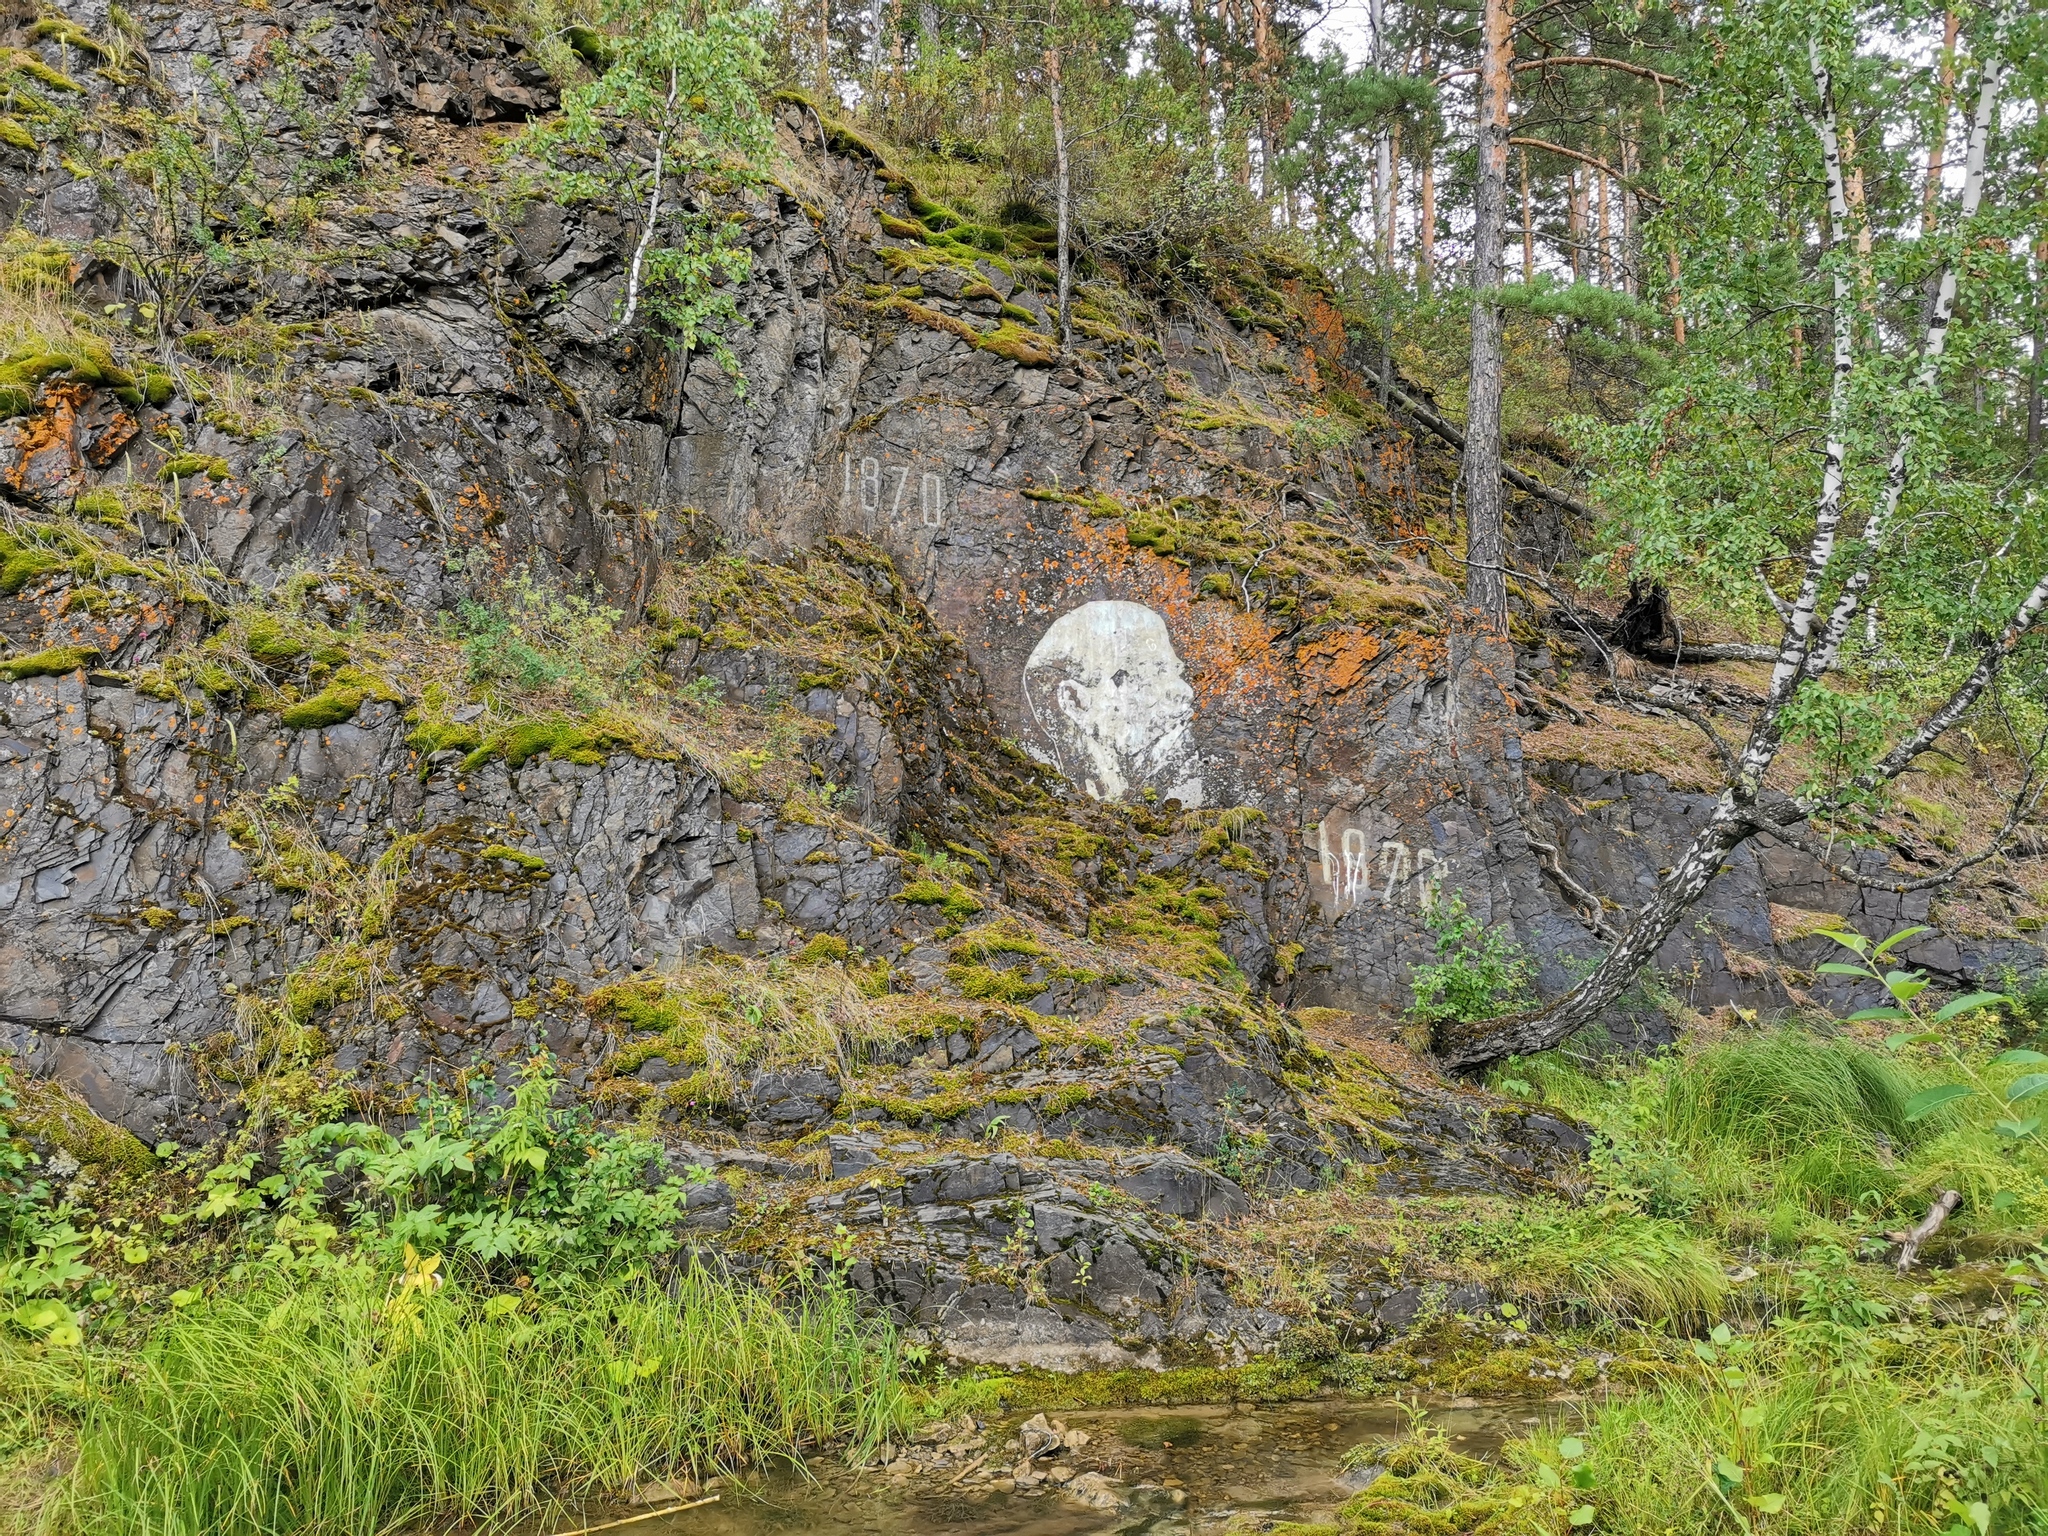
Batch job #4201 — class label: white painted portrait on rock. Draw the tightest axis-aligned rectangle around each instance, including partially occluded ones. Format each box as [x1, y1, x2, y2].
[1022, 601, 1205, 807]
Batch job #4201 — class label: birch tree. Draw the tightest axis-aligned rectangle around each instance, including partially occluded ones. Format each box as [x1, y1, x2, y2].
[1440, 2, 2048, 1069]
[516, 0, 771, 365]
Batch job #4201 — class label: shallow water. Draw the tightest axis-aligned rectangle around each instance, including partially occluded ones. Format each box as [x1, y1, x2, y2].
[617, 1398, 1554, 1536]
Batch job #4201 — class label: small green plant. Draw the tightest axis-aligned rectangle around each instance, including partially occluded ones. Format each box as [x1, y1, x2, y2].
[1406, 891, 1534, 1025]
[451, 566, 634, 707]
[1817, 924, 2043, 1140]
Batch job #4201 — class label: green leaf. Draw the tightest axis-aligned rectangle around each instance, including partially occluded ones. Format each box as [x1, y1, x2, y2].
[1569, 1505, 1596, 1527]
[1932, 992, 2006, 1024]
[1904, 1084, 1975, 1121]
[1559, 1436, 1586, 1460]
[1871, 926, 1930, 957]
[1715, 1456, 1746, 1485]
[1750, 1492, 1787, 1514]
[1995, 1119, 2041, 1140]
[2005, 1074, 2048, 1104]
[1815, 962, 1872, 977]
[1536, 1463, 1563, 1488]
[1847, 1008, 1911, 1023]
[1885, 1030, 1940, 1049]
[1992, 1190, 2018, 1211]
[1882, 970, 1928, 1003]
[1816, 929, 1869, 955]
[1710, 1322, 1734, 1346]
[1993, 1049, 2048, 1066]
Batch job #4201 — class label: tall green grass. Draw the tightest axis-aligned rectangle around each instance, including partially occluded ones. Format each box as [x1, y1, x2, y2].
[1328, 1305, 2048, 1534]
[1546, 1303, 2048, 1534]
[10, 1261, 911, 1536]
[1501, 1028, 2048, 1247]
[1475, 1201, 1729, 1323]
[1654, 1030, 1921, 1152]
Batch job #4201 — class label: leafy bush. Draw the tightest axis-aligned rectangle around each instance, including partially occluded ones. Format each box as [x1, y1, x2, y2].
[452, 566, 636, 708]
[1406, 892, 1534, 1025]
[206, 1055, 689, 1284]
[0, 1059, 93, 1348]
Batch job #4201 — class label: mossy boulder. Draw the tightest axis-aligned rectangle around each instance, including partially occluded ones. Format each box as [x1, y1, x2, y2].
[8, 1073, 155, 1176]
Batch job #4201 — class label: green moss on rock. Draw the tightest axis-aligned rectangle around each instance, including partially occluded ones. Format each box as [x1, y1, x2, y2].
[279, 683, 365, 729]
[0, 644, 101, 680]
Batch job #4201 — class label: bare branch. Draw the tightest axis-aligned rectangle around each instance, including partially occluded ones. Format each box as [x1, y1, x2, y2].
[1512, 55, 1682, 87]
[1757, 566, 1794, 623]
[1605, 683, 1738, 778]
[1507, 137, 1665, 204]
[1889, 1190, 1960, 1272]
[1751, 774, 2040, 894]
[1842, 570, 2048, 799]
[1377, 377, 1601, 519]
[1527, 834, 1621, 941]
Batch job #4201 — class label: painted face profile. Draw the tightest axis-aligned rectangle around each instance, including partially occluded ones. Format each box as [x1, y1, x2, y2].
[1022, 600, 1205, 807]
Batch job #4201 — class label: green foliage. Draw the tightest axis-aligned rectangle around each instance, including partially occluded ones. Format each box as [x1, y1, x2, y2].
[247, 1055, 686, 1283]
[16, 1259, 910, 1536]
[0, 1060, 52, 1260]
[1548, 1295, 2048, 1536]
[1406, 892, 1534, 1025]
[0, 1060, 95, 1351]
[451, 566, 636, 708]
[511, 0, 769, 368]
[1817, 925, 2041, 1146]
[81, 43, 373, 357]
[1782, 682, 1914, 795]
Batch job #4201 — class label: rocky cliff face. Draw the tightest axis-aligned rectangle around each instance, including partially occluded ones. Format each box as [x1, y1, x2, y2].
[0, 0, 2036, 1365]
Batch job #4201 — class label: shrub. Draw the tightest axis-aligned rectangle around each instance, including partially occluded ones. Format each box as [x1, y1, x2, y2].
[247, 1055, 688, 1284]
[1406, 892, 1534, 1025]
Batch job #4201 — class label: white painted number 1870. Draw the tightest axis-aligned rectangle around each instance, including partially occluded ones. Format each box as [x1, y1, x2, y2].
[843, 455, 945, 529]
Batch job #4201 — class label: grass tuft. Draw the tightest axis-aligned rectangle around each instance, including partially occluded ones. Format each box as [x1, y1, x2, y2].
[14, 1264, 909, 1536]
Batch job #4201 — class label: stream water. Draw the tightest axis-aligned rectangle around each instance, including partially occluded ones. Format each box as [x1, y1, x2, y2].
[619, 1398, 1555, 1536]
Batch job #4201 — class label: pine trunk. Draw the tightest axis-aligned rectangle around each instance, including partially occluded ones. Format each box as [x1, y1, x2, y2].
[1461, 0, 1513, 628]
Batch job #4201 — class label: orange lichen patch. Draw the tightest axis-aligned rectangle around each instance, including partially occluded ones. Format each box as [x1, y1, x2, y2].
[1048, 502, 1296, 726]
[6, 382, 87, 494]
[84, 407, 138, 469]
[1299, 630, 1384, 694]
[1296, 289, 1347, 376]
